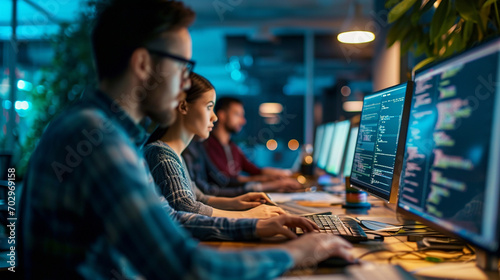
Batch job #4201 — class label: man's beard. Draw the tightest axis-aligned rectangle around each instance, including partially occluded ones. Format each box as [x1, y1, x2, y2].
[153, 108, 177, 126]
[225, 123, 240, 134]
[143, 96, 178, 127]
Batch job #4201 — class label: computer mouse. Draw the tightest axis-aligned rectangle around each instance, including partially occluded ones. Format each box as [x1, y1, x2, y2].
[317, 257, 360, 268]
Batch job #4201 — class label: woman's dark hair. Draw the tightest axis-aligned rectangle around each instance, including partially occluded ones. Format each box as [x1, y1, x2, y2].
[185, 72, 215, 103]
[145, 72, 215, 145]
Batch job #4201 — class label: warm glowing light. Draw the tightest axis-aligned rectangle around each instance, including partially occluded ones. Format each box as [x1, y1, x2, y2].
[259, 103, 283, 116]
[304, 155, 313, 164]
[343, 101, 363, 112]
[266, 139, 278, 151]
[288, 139, 299, 151]
[297, 175, 307, 184]
[434, 0, 441, 8]
[341, 86, 351, 96]
[337, 31, 375, 44]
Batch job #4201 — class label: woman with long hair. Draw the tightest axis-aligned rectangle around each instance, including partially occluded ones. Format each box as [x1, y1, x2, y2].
[143, 72, 284, 218]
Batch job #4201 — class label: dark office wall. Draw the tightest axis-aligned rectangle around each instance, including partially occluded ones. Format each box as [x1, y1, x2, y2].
[227, 95, 304, 146]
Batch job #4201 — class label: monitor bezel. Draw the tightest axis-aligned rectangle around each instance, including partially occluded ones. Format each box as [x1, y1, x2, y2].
[316, 122, 336, 170]
[342, 126, 360, 178]
[313, 124, 326, 165]
[324, 119, 352, 177]
[397, 37, 500, 255]
[349, 81, 414, 203]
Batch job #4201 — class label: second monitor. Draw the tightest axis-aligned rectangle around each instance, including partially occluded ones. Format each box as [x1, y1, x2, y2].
[325, 120, 351, 177]
[349, 82, 413, 203]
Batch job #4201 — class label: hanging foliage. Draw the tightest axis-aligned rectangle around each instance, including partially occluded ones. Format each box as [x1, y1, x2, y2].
[386, 0, 500, 70]
[17, 3, 97, 177]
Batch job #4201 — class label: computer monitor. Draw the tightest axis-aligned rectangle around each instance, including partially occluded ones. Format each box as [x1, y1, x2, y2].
[316, 122, 335, 170]
[325, 120, 351, 176]
[397, 38, 500, 269]
[349, 82, 413, 203]
[343, 126, 359, 178]
[313, 124, 326, 164]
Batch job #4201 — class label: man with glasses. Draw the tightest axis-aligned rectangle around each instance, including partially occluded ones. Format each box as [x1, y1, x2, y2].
[18, 1, 353, 279]
[147, 48, 196, 78]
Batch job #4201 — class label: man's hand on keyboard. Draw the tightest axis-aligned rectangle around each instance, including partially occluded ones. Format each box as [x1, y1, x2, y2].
[255, 215, 319, 239]
[284, 233, 354, 267]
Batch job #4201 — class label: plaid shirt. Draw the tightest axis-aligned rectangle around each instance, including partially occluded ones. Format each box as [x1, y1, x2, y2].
[19, 90, 293, 279]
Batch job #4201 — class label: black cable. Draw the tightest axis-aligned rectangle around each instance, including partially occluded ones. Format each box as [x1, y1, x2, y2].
[357, 249, 411, 259]
[387, 247, 475, 264]
[464, 243, 475, 255]
[357, 246, 475, 263]
[389, 251, 425, 263]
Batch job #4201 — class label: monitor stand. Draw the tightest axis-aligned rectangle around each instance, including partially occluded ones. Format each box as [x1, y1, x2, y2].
[475, 248, 499, 271]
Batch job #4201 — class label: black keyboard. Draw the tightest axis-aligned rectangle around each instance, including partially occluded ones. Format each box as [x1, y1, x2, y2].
[303, 214, 368, 242]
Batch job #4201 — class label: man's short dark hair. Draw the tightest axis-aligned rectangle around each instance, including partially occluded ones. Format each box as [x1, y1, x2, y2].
[214, 97, 243, 114]
[91, 0, 195, 81]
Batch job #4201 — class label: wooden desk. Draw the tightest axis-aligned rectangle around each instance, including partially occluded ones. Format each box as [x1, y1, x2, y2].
[202, 197, 500, 280]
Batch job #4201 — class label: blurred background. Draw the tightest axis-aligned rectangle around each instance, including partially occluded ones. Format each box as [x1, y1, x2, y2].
[2, 0, 492, 177]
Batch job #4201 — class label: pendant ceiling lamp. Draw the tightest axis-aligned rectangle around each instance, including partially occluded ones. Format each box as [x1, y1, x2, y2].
[337, 1, 375, 44]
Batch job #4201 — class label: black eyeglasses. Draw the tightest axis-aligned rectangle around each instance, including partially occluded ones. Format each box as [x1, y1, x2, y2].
[147, 49, 196, 78]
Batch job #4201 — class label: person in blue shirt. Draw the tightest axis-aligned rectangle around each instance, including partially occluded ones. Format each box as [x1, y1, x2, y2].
[183, 137, 256, 196]
[18, 0, 354, 279]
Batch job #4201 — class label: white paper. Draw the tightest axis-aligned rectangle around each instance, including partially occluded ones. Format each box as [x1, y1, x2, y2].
[267, 191, 344, 204]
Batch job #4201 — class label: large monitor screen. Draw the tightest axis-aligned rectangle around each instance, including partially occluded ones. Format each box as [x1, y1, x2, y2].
[325, 120, 351, 176]
[397, 38, 500, 256]
[316, 122, 335, 170]
[343, 127, 359, 178]
[313, 124, 326, 164]
[350, 82, 412, 203]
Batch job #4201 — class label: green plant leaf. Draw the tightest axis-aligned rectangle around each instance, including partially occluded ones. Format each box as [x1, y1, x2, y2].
[415, 30, 431, 55]
[387, 17, 412, 47]
[494, 1, 500, 32]
[401, 33, 417, 54]
[462, 19, 474, 42]
[385, 0, 401, 9]
[483, 0, 498, 8]
[456, 0, 481, 23]
[443, 32, 459, 57]
[413, 57, 436, 72]
[18, 8, 96, 177]
[387, 18, 418, 47]
[462, 20, 474, 48]
[411, 8, 421, 25]
[480, 2, 491, 32]
[422, 0, 437, 12]
[438, 12, 459, 43]
[430, 0, 451, 41]
[388, 0, 418, 23]
[386, 26, 401, 47]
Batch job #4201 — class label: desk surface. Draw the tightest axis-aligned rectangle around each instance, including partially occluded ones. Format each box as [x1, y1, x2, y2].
[202, 196, 499, 280]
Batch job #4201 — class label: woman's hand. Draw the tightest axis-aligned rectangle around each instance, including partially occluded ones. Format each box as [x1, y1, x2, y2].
[229, 192, 275, 210]
[241, 204, 286, 219]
